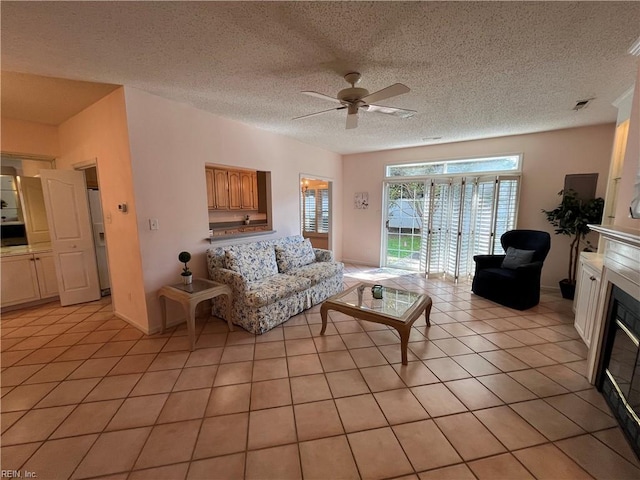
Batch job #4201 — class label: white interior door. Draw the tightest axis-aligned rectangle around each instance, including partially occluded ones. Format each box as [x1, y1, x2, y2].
[40, 169, 101, 306]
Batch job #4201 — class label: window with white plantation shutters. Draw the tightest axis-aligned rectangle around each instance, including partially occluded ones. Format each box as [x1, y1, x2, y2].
[302, 187, 330, 234]
[473, 177, 497, 256]
[445, 180, 463, 279]
[458, 180, 475, 279]
[383, 155, 521, 280]
[493, 177, 519, 253]
[424, 180, 449, 275]
[319, 188, 329, 233]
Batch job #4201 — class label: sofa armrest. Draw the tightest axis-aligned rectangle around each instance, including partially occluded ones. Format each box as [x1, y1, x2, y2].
[473, 254, 505, 270]
[209, 267, 249, 293]
[314, 248, 334, 263]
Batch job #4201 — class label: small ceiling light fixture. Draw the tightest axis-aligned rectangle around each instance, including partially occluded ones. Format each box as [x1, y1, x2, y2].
[573, 99, 593, 111]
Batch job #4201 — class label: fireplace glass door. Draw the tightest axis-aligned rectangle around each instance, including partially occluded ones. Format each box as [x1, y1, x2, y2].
[599, 286, 640, 457]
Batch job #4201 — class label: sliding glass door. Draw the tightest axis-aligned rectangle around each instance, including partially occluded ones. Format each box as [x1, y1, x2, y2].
[383, 181, 427, 271]
[383, 175, 520, 280]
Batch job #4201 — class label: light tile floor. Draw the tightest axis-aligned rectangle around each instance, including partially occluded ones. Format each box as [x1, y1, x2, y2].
[2, 264, 640, 479]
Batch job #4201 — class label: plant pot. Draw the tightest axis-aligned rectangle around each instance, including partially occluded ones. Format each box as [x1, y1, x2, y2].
[182, 274, 193, 285]
[559, 279, 575, 300]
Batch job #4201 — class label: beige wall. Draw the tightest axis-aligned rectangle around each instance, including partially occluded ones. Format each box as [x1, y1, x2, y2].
[57, 88, 148, 330]
[342, 124, 616, 288]
[1, 117, 59, 157]
[123, 87, 343, 332]
[5, 81, 631, 320]
[614, 64, 640, 228]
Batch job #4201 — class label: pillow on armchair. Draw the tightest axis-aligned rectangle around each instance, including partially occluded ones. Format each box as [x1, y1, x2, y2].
[501, 247, 535, 269]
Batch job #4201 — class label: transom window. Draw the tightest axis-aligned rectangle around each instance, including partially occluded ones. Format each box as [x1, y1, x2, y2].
[386, 155, 520, 178]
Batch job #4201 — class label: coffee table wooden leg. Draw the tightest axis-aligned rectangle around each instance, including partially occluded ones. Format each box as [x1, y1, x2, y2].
[399, 327, 410, 365]
[320, 303, 329, 335]
[424, 299, 433, 327]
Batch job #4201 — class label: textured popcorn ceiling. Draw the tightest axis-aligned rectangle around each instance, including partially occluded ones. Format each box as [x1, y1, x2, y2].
[1, 1, 639, 154]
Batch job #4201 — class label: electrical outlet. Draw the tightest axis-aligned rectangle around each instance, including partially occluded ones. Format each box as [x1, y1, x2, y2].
[149, 218, 159, 230]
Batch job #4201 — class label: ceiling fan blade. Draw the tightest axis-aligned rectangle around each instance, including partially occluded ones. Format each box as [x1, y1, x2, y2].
[293, 106, 346, 120]
[346, 112, 358, 129]
[365, 104, 417, 118]
[301, 91, 342, 103]
[361, 83, 410, 104]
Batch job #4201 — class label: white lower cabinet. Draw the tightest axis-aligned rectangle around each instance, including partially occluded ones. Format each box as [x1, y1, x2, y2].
[574, 252, 604, 347]
[1, 252, 58, 307]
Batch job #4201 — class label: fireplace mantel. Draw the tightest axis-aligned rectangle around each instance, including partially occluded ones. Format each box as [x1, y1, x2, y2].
[585, 224, 640, 383]
[589, 224, 640, 249]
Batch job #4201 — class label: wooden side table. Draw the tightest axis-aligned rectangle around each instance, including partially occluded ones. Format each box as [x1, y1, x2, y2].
[158, 278, 233, 351]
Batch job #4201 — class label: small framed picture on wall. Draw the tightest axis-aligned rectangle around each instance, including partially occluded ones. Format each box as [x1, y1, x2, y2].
[354, 192, 369, 209]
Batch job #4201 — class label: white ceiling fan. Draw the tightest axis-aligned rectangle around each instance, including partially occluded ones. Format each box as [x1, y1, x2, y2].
[294, 72, 416, 129]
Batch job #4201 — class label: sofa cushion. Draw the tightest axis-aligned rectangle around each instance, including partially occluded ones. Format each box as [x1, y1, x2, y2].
[244, 274, 311, 307]
[225, 245, 278, 282]
[288, 261, 344, 286]
[275, 238, 316, 272]
[501, 247, 535, 270]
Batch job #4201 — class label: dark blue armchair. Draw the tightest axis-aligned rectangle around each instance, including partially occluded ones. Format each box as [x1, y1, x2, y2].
[472, 230, 551, 310]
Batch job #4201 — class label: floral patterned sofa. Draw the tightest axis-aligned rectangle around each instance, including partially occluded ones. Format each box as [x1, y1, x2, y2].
[206, 235, 344, 334]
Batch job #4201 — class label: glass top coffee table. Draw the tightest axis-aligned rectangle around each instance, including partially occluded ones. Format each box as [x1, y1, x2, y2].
[320, 283, 432, 364]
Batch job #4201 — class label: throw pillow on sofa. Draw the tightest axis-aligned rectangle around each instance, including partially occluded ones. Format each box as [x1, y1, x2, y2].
[275, 238, 315, 272]
[225, 245, 279, 282]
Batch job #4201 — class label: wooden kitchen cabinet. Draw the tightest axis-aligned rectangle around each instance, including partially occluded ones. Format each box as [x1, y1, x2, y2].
[1, 252, 58, 307]
[206, 166, 258, 211]
[228, 170, 242, 209]
[574, 252, 604, 348]
[213, 169, 230, 209]
[205, 169, 216, 209]
[240, 171, 255, 209]
[251, 172, 259, 209]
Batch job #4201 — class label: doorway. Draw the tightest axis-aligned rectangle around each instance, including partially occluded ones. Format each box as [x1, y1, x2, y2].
[300, 176, 332, 250]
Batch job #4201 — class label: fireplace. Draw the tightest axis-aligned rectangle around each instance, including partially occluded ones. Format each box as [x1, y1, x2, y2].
[597, 285, 640, 457]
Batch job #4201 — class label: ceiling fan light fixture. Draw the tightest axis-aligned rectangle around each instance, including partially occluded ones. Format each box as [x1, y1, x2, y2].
[295, 72, 415, 129]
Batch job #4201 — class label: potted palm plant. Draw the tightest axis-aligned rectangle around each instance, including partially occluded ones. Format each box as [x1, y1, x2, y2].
[542, 190, 604, 299]
[178, 251, 192, 285]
